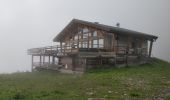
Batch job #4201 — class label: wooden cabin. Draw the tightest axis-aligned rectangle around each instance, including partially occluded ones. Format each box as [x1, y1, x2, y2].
[28, 19, 158, 72]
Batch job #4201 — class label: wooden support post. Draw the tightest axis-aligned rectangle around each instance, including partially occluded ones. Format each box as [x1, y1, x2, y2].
[115, 57, 117, 66]
[43, 55, 45, 64]
[97, 30, 99, 50]
[97, 37, 99, 49]
[84, 58, 86, 67]
[127, 35, 131, 53]
[48, 55, 50, 64]
[60, 42, 62, 53]
[87, 30, 90, 50]
[81, 31, 83, 48]
[31, 55, 34, 72]
[91, 39, 93, 48]
[149, 40, 153, 58]
[56, 46, 59, 55]
[116, 34, 119, 54]
[100, 56, 102, 65]
[110, 33, 113, 51]
[71, 35, 75, 52]
[40, 56, 42, 67]
[52, 56, 55, 65]
[125, 51, 128, 67]
[77, 28, 79, 49]
[58, 57, 61, 65]
[64, 45, 65, 55]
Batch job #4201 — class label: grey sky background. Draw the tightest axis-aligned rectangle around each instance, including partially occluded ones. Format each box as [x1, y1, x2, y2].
[0, 0, 170, 73]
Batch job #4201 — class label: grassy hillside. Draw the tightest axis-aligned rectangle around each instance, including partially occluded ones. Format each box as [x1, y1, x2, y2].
[0, 58, 170, 100]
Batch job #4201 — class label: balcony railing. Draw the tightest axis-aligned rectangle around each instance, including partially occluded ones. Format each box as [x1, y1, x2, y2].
[28, 45, 147, 56]
[116, 46, 147, 55]
[27, 45, 79, 56]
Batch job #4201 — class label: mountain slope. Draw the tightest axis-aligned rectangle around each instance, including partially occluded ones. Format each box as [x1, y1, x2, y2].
[0, 58, 169, 100]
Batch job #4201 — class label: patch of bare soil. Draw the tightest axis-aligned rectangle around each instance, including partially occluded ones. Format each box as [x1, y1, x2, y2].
[154, 88, 170, 100]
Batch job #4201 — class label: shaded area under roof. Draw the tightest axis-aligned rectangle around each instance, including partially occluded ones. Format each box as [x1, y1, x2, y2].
[53, 19, 158, 42]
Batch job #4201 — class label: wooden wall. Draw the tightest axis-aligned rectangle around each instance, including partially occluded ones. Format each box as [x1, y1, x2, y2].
[60, 23, 148, 55]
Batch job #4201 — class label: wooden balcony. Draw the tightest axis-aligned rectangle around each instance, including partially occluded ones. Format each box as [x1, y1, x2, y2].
[28, 44, 147, 57]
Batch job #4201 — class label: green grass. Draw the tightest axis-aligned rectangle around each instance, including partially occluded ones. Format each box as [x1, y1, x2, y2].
[0, 58, 170, 100]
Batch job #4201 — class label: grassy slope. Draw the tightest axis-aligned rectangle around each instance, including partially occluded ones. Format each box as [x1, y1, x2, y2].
[0, 58, 170, 100]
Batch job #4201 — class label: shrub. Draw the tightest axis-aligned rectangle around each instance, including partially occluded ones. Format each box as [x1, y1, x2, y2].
[130, 92, 140, 97]
[13, 92, 25, 100]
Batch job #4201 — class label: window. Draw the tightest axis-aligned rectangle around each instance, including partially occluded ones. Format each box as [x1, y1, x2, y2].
[82, 42, 88, 48]
[83, 28, 88, 39]
[79, 42, 82, 48]
[74, 44, 78, 48]
[93, 40, 98, 48]
[65, 42, 71, 49]
[93, 31, 97, 37]
[99, 39, 104, 48]
[99, 39, 103, 44]
[89, 32, 92, 37]
[71, 43, 77, 48]
[89, 41, 92, 48]
[93, 40, 97, 44]
[74, 35, 78, 40]
[83, 33, 88, 39]
[83, 28, 88, 33]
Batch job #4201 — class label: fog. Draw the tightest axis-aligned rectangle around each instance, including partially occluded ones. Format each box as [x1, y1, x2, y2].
[0, 0, 170, 73]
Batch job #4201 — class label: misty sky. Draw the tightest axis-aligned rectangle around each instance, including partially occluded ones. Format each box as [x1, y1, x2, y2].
[0, 0, 170, 73]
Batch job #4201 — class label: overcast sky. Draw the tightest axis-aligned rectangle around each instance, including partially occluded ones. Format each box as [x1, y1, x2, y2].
[0, 0, 170, 73]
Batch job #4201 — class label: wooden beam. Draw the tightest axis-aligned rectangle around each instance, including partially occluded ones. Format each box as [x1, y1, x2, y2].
[60, 42, 62, 53]
[112, 33, 116, 52]
[87, 29, 90, 49]
[148, 40, 153, 57]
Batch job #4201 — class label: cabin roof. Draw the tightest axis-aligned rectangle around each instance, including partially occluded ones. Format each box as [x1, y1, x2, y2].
[53, 19, 158, 42]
